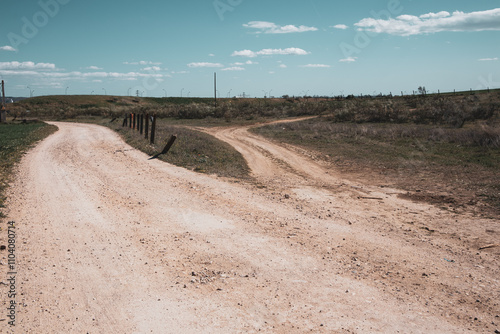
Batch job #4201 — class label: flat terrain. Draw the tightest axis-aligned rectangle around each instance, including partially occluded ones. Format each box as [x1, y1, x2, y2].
[1, 121, 499, 333]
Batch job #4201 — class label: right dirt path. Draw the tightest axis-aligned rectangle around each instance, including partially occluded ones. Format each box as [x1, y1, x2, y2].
[202, 119, 500, 333]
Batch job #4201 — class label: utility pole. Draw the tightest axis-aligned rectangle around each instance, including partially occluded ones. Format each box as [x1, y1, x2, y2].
[1, 80, 6, 123]
[214, 72, 217, 108]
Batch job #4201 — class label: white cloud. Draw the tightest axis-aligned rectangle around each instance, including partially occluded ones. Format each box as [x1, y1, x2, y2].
[124, 60, 162, 65]
[187, 62, 224, 68]
[208, 53, 215, 57]
[259, 48, 308, 56]
[0, 66, 167, 81]
[419, 11, 451, 19]
[300, 64, 331, 68]
[0, 46, 16, 52]
[0, 70, 40, 76]
[232, 49, 258, 57]
[221, 67, 245, 71]
[355, 8, 500, 36]
[140, 60, 161, 65]
[243, 21, 318, 34]
[279, 64, 287, 68]
[142, 66, 161, 71]
[478, 57, 498, 61]
[232, 60, 258, 66]
[339, 57, 358, 62]
[86, 66, 102, 70]
[29, 82, 63, 89]
[332, 24, 348, 30]
[232, 47, 310, 58]
[0, 61, 56, 70]
[80, 72, 165, 80]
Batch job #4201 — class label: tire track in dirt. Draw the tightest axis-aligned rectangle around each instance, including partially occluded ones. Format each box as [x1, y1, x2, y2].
[1, 121, 498, 333]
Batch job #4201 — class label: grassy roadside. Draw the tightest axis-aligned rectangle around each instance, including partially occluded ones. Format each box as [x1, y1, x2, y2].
[252, 118, 500, 217]
[0, 122, 58, 218]
[84, 117, 251, 179]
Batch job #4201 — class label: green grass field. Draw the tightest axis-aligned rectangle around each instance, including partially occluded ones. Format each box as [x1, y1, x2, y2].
[0, 122, 58, 218]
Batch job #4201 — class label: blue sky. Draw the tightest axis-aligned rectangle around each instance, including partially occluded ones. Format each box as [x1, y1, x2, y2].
[1, 0, 499, 98]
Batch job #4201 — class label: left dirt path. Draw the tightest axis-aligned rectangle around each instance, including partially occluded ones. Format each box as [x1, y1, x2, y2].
[1, 122, 248, 333]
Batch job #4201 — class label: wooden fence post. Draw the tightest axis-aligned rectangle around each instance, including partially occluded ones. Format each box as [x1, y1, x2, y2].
[129, 114, 132, 128]
[162, 135, 177, 154]
[132, 113, 136, 130]
[148, 135, 177, 160]
[122, 116, 128, 127]
[150, 114, 156, 144]
[145, 113, 149, 139]
[139, 114, 143, 134]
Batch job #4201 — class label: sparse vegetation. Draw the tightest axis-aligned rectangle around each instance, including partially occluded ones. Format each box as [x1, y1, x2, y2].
[0, 122, 57, 217]
[8, 90, 500, 126]
[326, 94, 499, 127]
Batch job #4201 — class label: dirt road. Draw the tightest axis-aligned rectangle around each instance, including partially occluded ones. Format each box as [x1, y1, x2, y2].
[1, 121, 499, 333]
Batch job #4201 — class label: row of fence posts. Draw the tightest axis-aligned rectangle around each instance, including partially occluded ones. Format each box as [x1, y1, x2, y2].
[122, 113, 157, 144]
